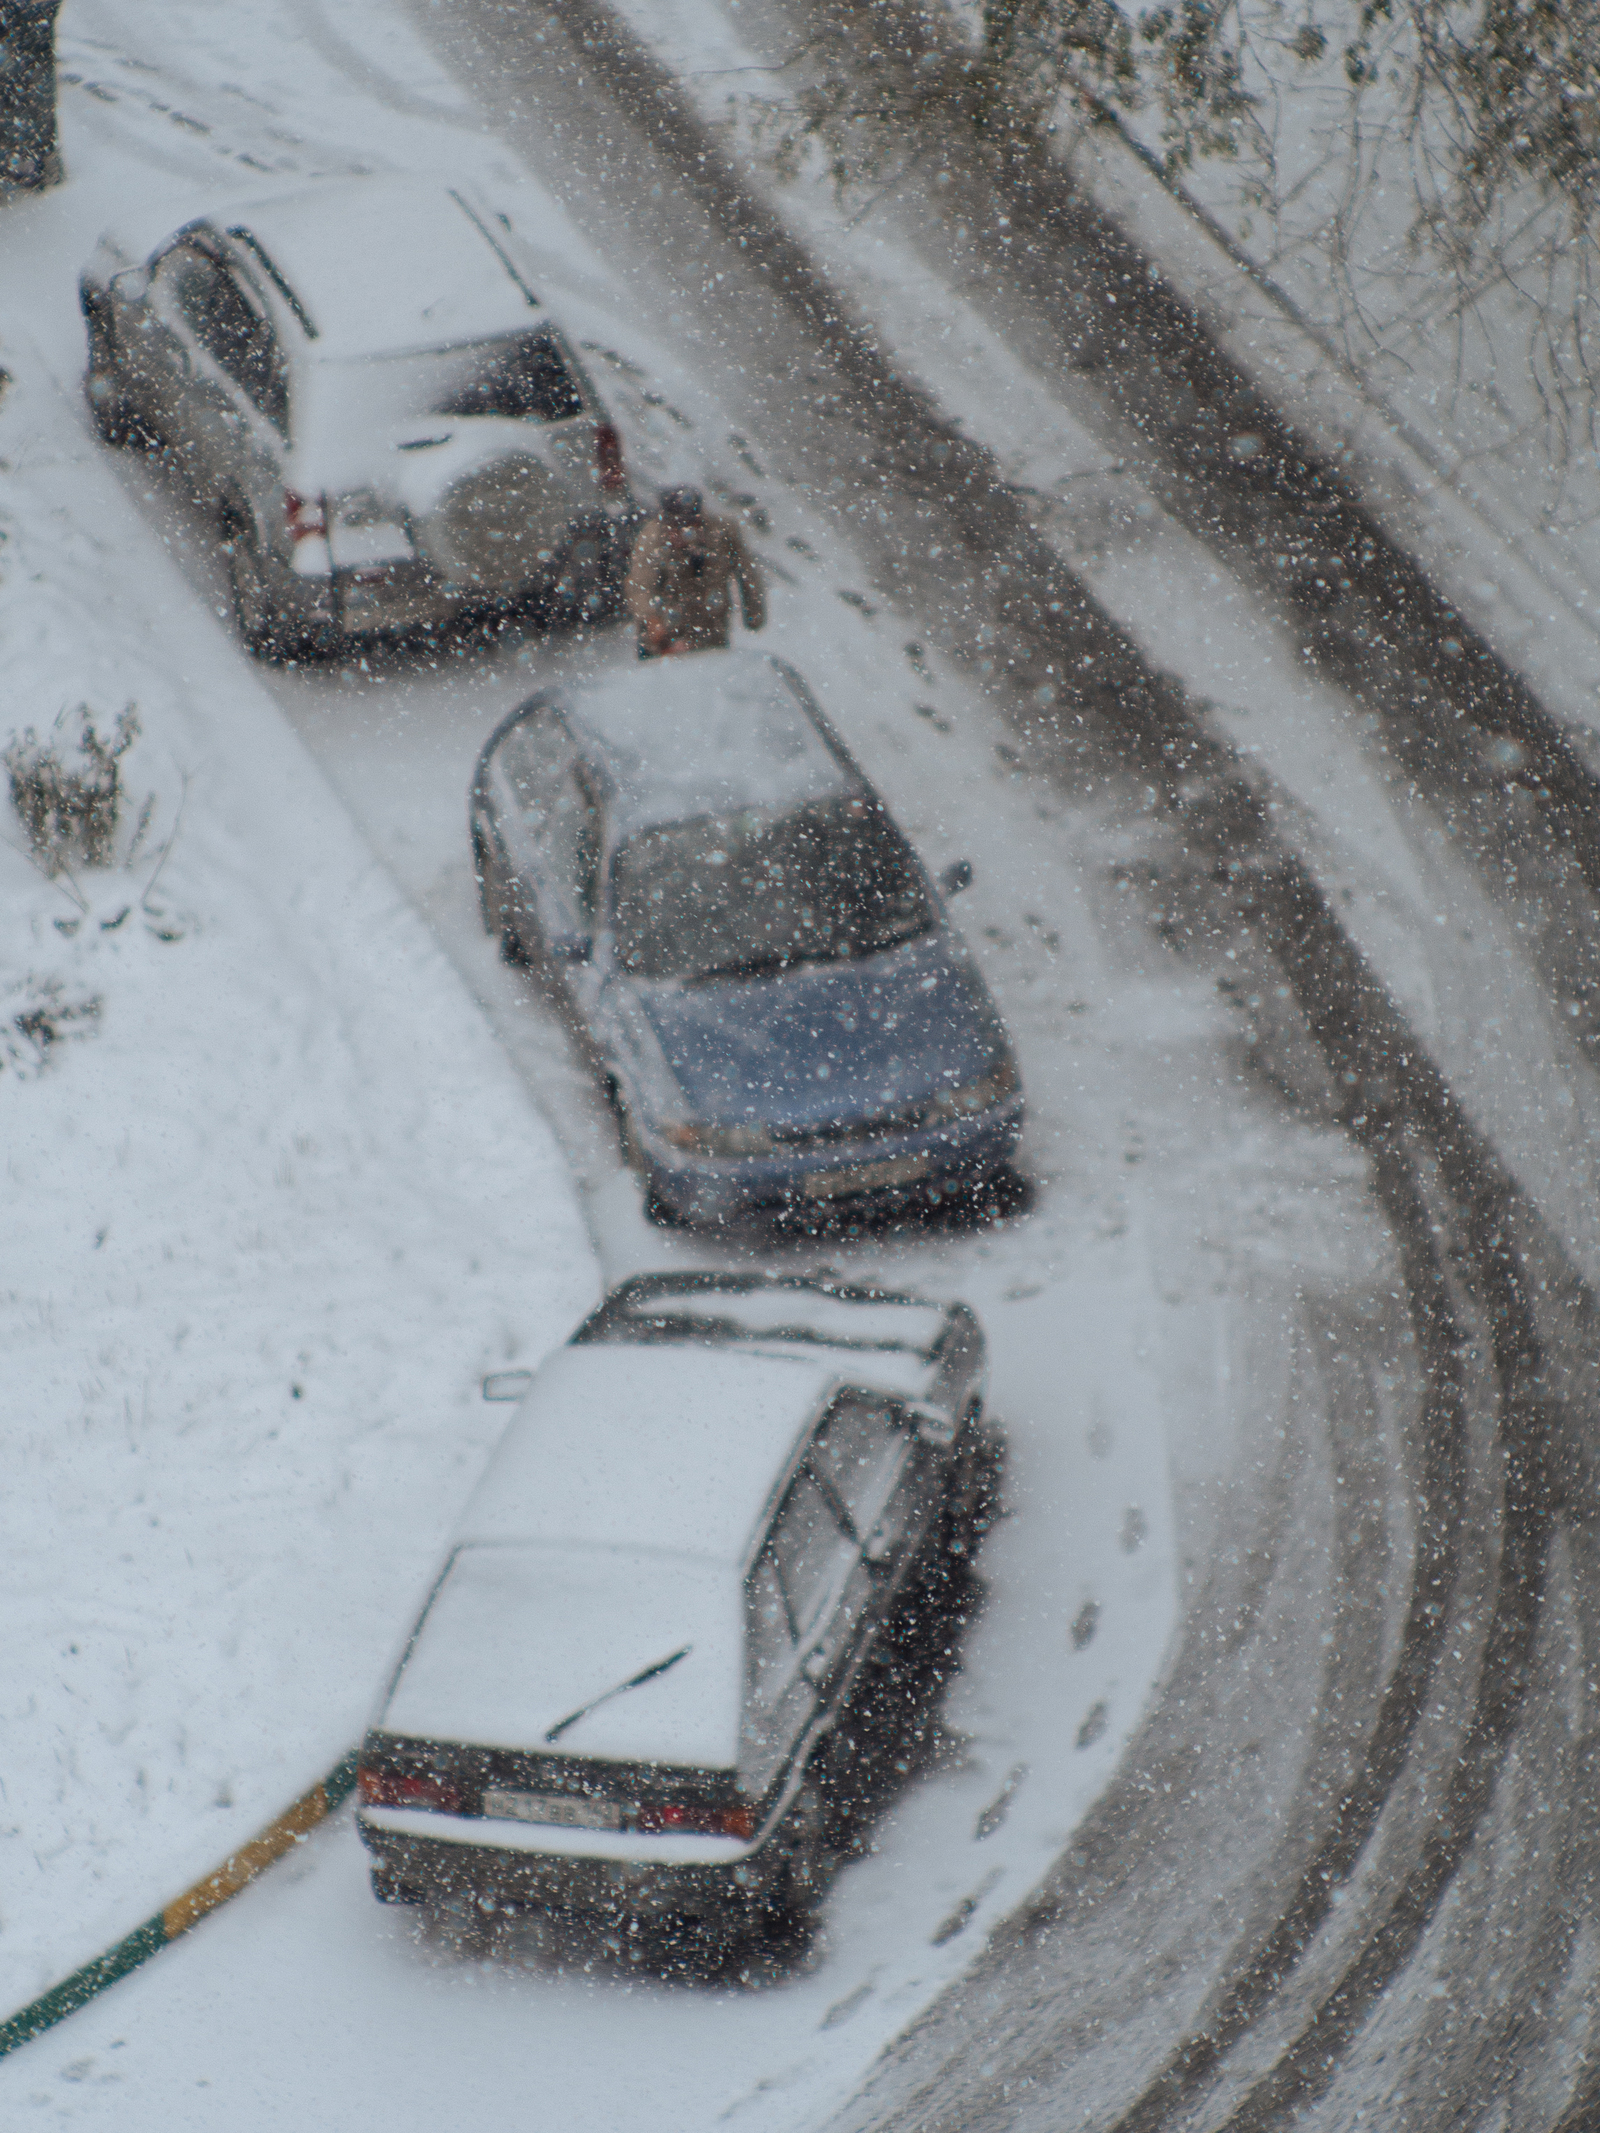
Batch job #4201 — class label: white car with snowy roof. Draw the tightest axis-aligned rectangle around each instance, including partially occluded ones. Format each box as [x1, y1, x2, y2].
[355, 1272, 992, 1958]
[79, 176, 634, 659]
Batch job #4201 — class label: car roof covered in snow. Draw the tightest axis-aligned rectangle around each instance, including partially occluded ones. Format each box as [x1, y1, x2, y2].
[455, 1343, 841, 1566]
[556, 652, 855, 837]
[221, 178, 539, 358]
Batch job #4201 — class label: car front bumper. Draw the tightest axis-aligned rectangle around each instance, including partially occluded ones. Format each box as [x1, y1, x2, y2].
[357, 1809, 782, 1926]
[641, 1094, 1025, 1225]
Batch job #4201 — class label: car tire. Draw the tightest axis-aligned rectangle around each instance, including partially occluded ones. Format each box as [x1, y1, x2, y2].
[225, 525, 332, 665]
[86, 368, 142, 448]
[82, 303, 149, 450]
[540, 522, 625, 634]
[941, 1400, 999, 1567]
[759, 1781, 828, 1945]
[613, 1091, 683, 1224]
[369, 1864, 423, 1906]
[472, 827, 527, 965]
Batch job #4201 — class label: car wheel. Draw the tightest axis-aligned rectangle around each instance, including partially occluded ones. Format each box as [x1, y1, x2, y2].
[541, 523, 624, 634]
[611, 1083, 649, 1170]
[472, 827, 527, 965]
[613, 1091, 682, 1223]
[369, 1864, 423, 1906]
[86, 367, 142, 448]
[226, 532, 275, 656]
[941, 1400, 1001, 1567]
[226, 525, 332, 665]
[82, 304, 150, 449]
[536, 567, 586, 637]
[759, 1781, 828, 1945]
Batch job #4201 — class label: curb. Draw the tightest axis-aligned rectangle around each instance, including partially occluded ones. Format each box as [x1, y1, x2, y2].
[0, 1748, 359, 2062]
[1053, 106, 1600, 767]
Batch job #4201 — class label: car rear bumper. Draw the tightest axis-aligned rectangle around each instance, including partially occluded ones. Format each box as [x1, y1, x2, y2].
[642, 1095, 1024, 1225]
[284, 511, 632, 638]
[357, 1814, 781, 1925]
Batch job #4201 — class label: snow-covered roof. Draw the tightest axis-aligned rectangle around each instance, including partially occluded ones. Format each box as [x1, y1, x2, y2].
[562, 651, 852, 836]
[224, 178, 538, 358]
[455, 1343, 838, 1565]
[381, 1541, 744, 1766]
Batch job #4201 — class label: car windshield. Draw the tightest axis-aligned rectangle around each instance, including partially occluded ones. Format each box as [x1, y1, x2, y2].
[611, 794, 936, 983]
[312, 330, 585, 431]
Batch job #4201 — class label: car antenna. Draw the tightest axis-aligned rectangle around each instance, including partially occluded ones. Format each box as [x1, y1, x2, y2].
[544, 1646, 693, 1744]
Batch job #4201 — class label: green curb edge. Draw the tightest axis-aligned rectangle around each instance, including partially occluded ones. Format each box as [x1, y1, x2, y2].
[0, 1748, 360, 2062]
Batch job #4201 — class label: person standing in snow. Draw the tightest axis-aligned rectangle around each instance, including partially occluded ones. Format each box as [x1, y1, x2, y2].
[623, 486, 767, 658]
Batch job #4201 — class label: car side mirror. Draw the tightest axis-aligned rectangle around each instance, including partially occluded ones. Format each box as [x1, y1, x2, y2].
[904, 1398, 958, 1449]
[110, 267, 150, 304]
[939, 859, 973, 897]
[482, 1369, 535, 1402]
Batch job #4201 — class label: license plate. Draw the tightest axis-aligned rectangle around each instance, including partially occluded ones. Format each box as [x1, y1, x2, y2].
[799, 1151, 931, 1200]
[482, 1788, 624, 1831]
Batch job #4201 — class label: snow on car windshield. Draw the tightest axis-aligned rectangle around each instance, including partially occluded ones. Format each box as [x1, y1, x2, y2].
[312, 329, 585, 431]
[612, 794, 935, 984]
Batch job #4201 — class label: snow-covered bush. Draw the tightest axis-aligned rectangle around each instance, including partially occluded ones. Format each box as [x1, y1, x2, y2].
[5, 702, 142, 875]
[0, 971, 101, 1077]
[752, 1, 1600, 495]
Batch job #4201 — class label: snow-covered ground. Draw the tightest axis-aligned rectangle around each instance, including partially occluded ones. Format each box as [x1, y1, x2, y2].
[0, 83, 597, 2019]
[5, 0, 1406, 2124]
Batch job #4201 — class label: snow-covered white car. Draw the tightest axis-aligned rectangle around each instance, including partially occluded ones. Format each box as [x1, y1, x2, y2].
[79, 177, 634, 659]
[355, 1272, 992, 1958]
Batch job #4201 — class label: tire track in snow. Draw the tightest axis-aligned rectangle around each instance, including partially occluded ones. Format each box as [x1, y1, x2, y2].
[412, 3, 1598, 2123]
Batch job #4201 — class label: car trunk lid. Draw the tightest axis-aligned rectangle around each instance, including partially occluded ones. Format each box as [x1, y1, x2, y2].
[380, 1541, 744, 1771]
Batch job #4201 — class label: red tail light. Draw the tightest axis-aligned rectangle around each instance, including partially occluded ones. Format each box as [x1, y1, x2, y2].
[637, 1801, 755, 1840]
[594, 423, 626, 494]
[284, 490, 327, 542]
[358, 1767, 460, 1813]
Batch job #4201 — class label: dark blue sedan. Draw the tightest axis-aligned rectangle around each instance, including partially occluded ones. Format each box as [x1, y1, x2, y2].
[470, 650, 1023, 1227]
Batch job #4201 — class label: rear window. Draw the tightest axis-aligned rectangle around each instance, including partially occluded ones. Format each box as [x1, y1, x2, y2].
[311, 329, 586, 433]
[432, 332, 586, 421]
[578, 1282, 946, 1355]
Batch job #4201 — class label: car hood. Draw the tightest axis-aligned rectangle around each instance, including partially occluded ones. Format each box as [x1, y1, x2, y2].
[382, 1542, 744, 1769]
[634, 930, 1010, 1130]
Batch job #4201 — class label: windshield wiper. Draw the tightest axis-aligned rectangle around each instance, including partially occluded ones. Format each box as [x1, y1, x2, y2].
[543, 1645, 693, 1743]
[689, 949, 827, 985]
[689, 922, 933, 984]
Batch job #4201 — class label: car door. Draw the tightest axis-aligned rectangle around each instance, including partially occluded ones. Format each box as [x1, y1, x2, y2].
[768, 1457, 864, 1702]
[178, 253, 286, 508]
[129, 241, 213, 472]
[808, 1391, 940, 1657]
[554, 764, 607, 1021]
[205, 254, 291, 520]
[742, 1464, 859, 1802]
[484, 709, 568, 954]
[487, 714, 600, 977]
[741, 1543, 816, 1804]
